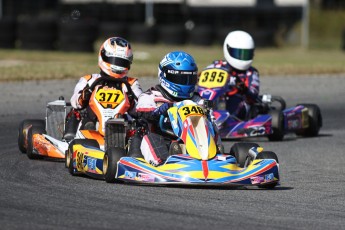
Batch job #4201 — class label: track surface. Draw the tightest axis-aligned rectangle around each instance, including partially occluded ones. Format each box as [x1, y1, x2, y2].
[1, 75, 345, 230]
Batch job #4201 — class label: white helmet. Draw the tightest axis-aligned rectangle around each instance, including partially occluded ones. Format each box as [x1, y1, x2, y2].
[223, 30, 255, 71]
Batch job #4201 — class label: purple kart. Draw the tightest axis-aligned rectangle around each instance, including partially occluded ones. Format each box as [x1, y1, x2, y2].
[197, 67, 322, 141]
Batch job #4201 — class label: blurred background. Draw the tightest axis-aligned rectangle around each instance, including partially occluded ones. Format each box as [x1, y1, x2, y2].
[0, 0, 344, 52]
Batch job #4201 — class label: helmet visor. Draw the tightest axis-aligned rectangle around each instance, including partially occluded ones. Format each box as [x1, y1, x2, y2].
[227, 45, 254, 61]
[164, 69, 198, 85]
[101, 51, 131, 68]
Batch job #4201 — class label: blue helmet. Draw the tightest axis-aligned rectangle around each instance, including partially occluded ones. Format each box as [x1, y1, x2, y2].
[158, 51, 198, 99]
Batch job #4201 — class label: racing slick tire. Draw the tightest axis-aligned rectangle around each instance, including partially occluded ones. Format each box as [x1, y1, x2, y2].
[229, 142, 260, 168]
[296, 104, 322, 137]
[268, 110, 285, 141]
[27, 125, 46, 159]
[256, 151, 279, 189]
[103, 147, 126, 183]
[18, 119, 45, 153]
[66, 139, 100, 174]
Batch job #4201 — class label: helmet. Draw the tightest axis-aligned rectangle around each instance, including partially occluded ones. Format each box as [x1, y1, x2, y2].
[223, 30, 255, 71]
[158, 51, 198, 99]
[98, 37, 133, 78]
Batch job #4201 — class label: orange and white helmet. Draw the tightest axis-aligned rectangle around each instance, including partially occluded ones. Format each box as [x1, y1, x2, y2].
[98, 37, 133, 78]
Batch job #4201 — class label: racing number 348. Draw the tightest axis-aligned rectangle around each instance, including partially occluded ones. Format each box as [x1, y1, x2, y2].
[201, 71, 225, 83]
[182, 106, 204, 115]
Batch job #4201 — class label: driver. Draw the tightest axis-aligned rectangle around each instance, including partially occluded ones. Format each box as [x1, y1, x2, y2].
[128, 51, 208, 166]
[63, 37, 143, 141]
[204, 30, 260, 120]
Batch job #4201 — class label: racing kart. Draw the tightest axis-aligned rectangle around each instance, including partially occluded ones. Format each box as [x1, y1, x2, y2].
[17, 77, 136, 160]
[197, 67, 322, 141]
[66, 99, 280, 189]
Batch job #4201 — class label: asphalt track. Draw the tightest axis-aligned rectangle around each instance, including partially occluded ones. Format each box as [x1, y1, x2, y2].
[1, 75, 345, 230]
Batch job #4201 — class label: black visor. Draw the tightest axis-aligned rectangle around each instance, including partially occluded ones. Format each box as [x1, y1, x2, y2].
[101, 49, 131, 68]
[227, 45, 254, 61]
[164, 68, 198, 85]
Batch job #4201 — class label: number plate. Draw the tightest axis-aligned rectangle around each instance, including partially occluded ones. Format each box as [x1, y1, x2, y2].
[198, 68, 228, 88]
[178, 105, 205, 121]
[95, 87, 124, 109]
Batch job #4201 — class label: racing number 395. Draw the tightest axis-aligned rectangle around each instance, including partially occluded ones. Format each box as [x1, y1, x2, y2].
[201, 71, 225, 83]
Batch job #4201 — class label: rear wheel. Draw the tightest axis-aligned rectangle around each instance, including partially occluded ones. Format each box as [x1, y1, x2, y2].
[256, 151, 279, 189]
[268, 110, 284, 141]
[66, 139, 100, 174]
[18, 119, 45, 153]
[296, 104, 322, 137]
[103, 147, 126, 183]
[229, 142, 260, 167]
[27, 125, 46, 159]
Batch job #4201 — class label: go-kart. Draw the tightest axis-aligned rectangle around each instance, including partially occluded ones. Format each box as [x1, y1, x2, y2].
[66, 99, 280, 189]
[197, 67, 322, 141]
[17, 76, 136, 160]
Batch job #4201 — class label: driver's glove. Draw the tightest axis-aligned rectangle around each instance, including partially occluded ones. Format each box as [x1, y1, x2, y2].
[78, 87, 92, 108]
[236, 81, 248, 94]
[152, 102, 173, 118]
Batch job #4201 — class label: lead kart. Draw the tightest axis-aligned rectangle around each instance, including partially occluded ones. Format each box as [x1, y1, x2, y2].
[197, 67, 323, 141]
[66, 99, 280, 189]
[17, 77, 136, 160]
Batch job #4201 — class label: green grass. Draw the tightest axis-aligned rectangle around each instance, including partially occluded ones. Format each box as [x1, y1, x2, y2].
[0, 44, 344, 81]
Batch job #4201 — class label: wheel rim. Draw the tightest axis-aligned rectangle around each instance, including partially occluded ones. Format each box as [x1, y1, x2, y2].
[66, 150, 71, 167]
[103, 155, 109, 175]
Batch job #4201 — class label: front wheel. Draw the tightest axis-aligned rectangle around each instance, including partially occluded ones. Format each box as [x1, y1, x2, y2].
[229, 142, 260, 168]
[103, 147, 126, 183]
[268, 110, 284, 141]
[256, 151, 279, 189]
[18, 119, 45, 153]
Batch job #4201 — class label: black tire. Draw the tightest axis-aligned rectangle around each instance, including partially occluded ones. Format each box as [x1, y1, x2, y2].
[256, 151, 279, 189]
[229, 142, 260, 168]
[128, 23, 157, 44]
[271, 95, 286, 111]
[187, 25, 214, 46]
[158, 24, 187, 45]
[0, 18, 16, 48]
[103, 147, 126, 183]
[268, 110, 285, 141]
[296, 104, 322, 137]
[66, 139, 100, 174]
[27, 125, 46, 159]
[18, 119, 45, 153]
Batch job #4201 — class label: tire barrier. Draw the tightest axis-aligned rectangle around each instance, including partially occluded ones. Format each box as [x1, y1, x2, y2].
[0, 18, 16, 49]
[98, 21, 128, 41]
[187, 25, 214, 46]
[17, 18, 57, 50]
[157, 24, 187, 45]
[58, 19, 98, 52]
[128, 23, 157, 44]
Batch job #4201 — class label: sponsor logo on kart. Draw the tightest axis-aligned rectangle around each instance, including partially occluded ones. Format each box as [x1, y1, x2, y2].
[124, 171, 137, 179]
[87, 157, 97, 172]
[250, 173, 274, 184]
[288, 118, 301, 129]
[138, 173, 155, 182]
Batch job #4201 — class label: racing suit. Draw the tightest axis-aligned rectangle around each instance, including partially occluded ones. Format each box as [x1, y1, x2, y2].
[206, 60, 260, 120]
[128, 84, 207, 166]
[63, 71, 142, 140]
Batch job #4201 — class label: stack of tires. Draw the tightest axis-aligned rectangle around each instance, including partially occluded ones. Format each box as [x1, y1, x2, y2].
[17, 17, 57, 50]
[58, 19, 98, 52]
[0, 18, 16, 49]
